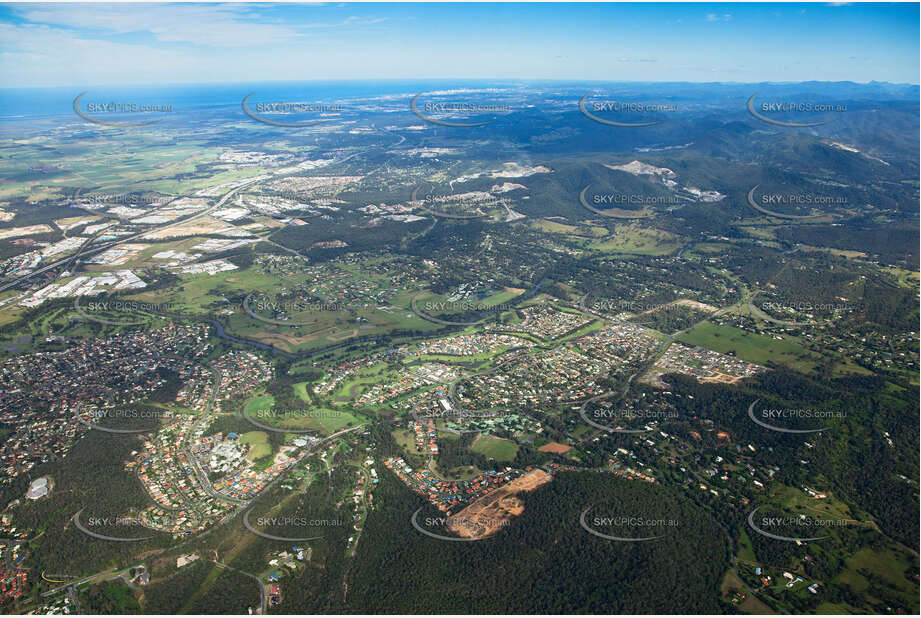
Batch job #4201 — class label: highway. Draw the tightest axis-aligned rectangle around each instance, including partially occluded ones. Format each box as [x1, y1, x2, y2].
[0, 177, 263, 296]
[0, 128, 407, 300]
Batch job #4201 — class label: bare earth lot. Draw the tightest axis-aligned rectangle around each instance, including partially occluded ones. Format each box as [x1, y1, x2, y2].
[447, 469, 552, 539]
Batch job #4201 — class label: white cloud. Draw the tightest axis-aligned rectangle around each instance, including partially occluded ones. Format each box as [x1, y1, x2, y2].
[0, 22, 198, 86]
[14, 4, 307, 48]
[13, 4, 388, 47]
[343, 16, 387, 26]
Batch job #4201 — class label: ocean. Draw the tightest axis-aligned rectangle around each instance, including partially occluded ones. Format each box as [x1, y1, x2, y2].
[0, 80, 530, 121]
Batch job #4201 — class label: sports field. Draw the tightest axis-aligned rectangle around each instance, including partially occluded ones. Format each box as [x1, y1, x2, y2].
[471, 433, 518, 461]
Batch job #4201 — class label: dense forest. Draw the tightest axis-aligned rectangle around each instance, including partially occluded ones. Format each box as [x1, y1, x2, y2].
[341, 471, 730, 614]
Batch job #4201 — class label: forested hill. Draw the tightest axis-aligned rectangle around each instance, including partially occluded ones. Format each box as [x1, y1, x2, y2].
[342, 471, 730, 614]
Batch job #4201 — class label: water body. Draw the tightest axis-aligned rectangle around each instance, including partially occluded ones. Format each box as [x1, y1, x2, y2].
[0, 80, 529, 121]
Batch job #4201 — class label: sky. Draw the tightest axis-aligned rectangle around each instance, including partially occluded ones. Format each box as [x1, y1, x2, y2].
[0, 2, 918, 88]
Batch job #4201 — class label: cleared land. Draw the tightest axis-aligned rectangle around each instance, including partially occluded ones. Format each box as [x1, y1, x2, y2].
[446, 469, 552, 539]
[240, 431, 271, 462]
[589, 226, 684, 256]
[538, 442, 572, 454]
[677, 322, 821, 373]
[471, 433, 519, 461]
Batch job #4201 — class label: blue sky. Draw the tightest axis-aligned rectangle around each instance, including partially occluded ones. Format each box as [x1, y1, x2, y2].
[1, 2, 918, 87]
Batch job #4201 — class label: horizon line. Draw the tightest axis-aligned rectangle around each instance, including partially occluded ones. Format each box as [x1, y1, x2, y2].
[2, 78, 919, 92]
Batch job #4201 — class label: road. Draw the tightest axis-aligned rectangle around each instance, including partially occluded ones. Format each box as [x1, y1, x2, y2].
[41, 566, 125, 597]
[0, 178, 265, 292]
[23, 133, 389, 610]
[573, 288, 745, 444]
[40, 425, 365, 608]
[0, 129, 404, 298]
[211, 559, 267, 615]
[183, 366, 248, 507]
[0, 176, 263, 296]
[257, 424, 365, 498]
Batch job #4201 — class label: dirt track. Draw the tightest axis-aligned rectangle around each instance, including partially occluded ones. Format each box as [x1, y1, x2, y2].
[446, 469, 551, 539]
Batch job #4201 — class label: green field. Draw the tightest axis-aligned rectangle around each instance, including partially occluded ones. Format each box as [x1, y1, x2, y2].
[240, 431, 271, 462]
[736, 527, 757, 564]
[720, 569, 774, 614]
[299, 408, 365, 434]
[244, 392, 364, 436]
[150, 265, 281, 315]
[244, 393, 274, 414]
[531, 219, 607, 237]
[814, 601, 859, 614]
[589, 226, 684, 256]
[138, 260, 439, 354]
[677, 322, 823, 373]
[413, 286, 524, 318]
[392, 429, 421, 454]
[328, 361, 398, 403]
[833, 546, 918, 610]
[292, 381, 311, 402]
[431, 461, 483, 480]
[772, 484, 855, 522]
[686, 242, 735, 256]
[470, 433, 518, 461]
